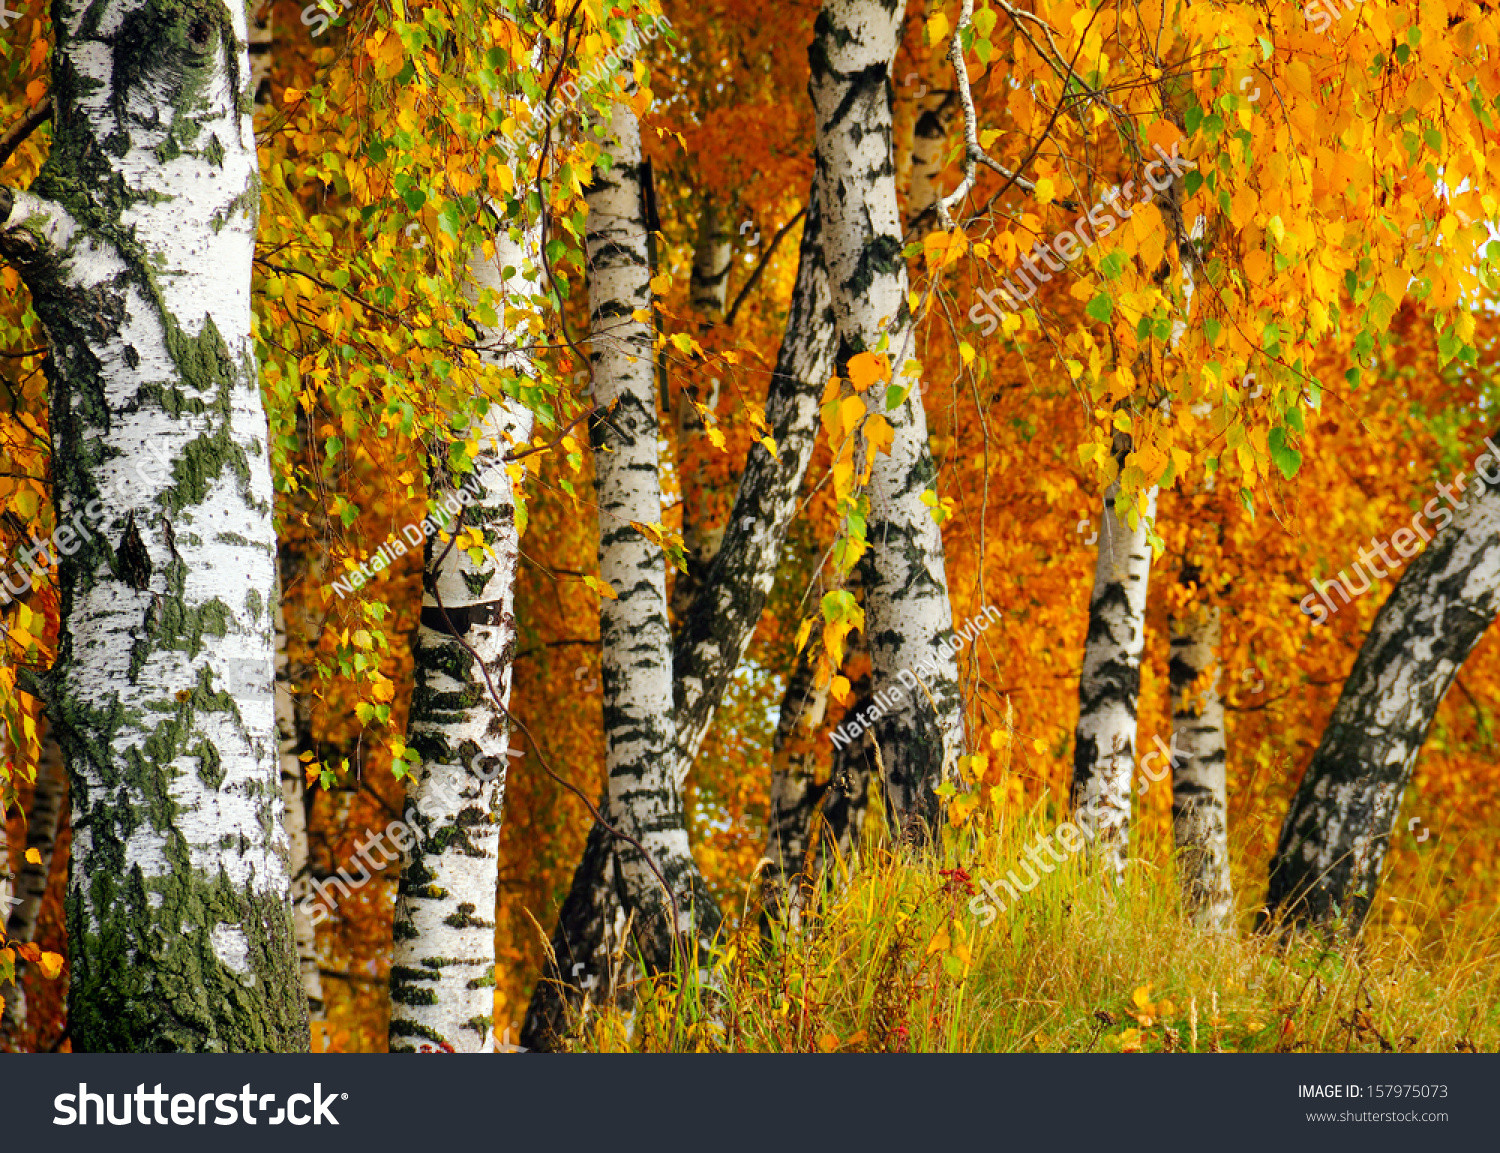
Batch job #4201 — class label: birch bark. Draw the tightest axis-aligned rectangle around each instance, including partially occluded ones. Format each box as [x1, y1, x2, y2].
[388, 228, 536, 1053]
[811, 0, 966, 844]
[1168, 597, 1233, 928]
[1265, 460, 1500, 933]
[584, 96, 720, 974]
[1070, 438, 1158, 876]
[0, 0, 306, 1050]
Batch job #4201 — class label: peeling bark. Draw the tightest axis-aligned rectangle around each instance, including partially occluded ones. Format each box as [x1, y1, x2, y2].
[1264, 458, 1500, 933]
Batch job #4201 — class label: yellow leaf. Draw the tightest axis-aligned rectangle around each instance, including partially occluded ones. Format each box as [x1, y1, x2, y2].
[818, 1033, 839, 1053]
[832, 456, 854, 497]
[759, 435, 779, 460]
[650, 273, 673, 296]
[846, 351, 889, 392]
[840, 395, 867, 437]
[1033, 177, 1055, 205]
[24, 848, 41, 865]
[927, 11, 949, 44]
[863, 413, 895, 457]
[1286, 60, 1312, 99]
[37, 951, 63, 980]
[830, 675, 851, 704]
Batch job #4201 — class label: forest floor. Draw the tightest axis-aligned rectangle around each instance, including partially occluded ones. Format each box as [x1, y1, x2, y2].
[569, 805, 1500, 1054]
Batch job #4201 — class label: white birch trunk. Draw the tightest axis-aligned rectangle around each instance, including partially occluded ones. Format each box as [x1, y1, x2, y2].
[1, 0, 305, 1051]
[527, 176, 839, 1050]
[1168, 601, 1233, 928]
[387, 224, 536, 1053]
[585, 95, 720, 972]
[274, 589, 324, 1020]
[811, 0, 966, 843]
[1071, 447, 1158, 875]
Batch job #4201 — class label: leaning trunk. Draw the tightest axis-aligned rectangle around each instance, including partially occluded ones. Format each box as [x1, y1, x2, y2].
[1264, 454, 1500, 933]
[1, 0, 306, 1051]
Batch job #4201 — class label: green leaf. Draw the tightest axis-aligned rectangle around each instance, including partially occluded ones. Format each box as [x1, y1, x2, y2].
[1268, 427, 1302, 479]
[1086, 293, 1113, 323]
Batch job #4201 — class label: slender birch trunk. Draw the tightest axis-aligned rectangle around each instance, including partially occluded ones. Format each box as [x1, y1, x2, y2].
[274, 590, 323, 1020]
[1264, 456, 1500, 933]
[584, 95, 720, 975]
[1071, 430, 1158, 874]
[671, 192, 732, 622]
[0, 0, 306, 1051]
[2, 732, 65, 1031]
[811, 0, 966, 844]
[670, 181, 836, 777]
[1169, 596, 1233, 928]
[527, 91, 841, 1055]
[388, 226, 536, 1053]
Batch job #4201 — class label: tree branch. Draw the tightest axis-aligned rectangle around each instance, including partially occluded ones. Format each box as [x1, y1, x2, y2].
[0, 98, 51, 172]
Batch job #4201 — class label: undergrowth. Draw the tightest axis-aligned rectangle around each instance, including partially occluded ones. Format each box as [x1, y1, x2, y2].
[561, 801, 1500, 1053]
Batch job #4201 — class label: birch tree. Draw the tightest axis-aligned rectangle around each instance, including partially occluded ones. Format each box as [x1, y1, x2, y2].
[811, 0, 966, 843]
[387, 223, 537, 1052]
[527, 124, 839, 1052]
[581, 95, 721, 976]
[1168, 593, 1233, 928]
[1070, 429, 1158, 875]
[0, 0, 306, 1050]
[1264, 457, 1500, 933]
[274, 593, 323, 1020]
